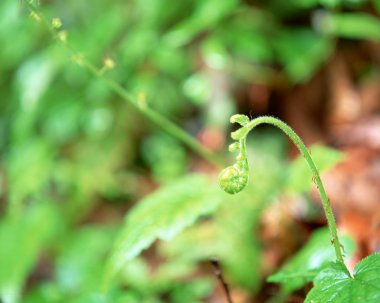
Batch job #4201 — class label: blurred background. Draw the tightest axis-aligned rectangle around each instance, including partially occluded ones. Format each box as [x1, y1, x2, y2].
[1, 0, 380, 302]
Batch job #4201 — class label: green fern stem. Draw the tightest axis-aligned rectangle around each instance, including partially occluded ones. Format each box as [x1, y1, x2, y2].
[219, 115, 346, 266]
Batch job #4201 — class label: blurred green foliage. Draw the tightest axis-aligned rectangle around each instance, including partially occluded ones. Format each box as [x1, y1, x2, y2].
[1, 0, 380, 302]
[268, 227, 356, 293]
[286, 145, 343, 194]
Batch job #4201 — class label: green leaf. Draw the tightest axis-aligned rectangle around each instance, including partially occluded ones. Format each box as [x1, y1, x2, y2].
[163, 0, 238, 47]
[319, 0, 341, 8]
[0, 203, 59, 303]
[305, 253, 380, 303]
[317, 13, 380, 41]
[183, 72, 212, 106]
[291, 0, 367, 9]
[141, 134, 188, 183]
[274, 29, 333, 83]
[103, 174, 223, 288]
[268, 228, 356, 292]
[217, 9, 273, 64]
[286, 144, 343, 194]
[291, 0, 339, 9]
[6, 140, 55, 212]
[375, 0, 380, 13]
[55, 226, 117, 294]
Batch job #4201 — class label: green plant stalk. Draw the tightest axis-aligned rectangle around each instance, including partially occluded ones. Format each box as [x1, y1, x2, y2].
[243, 116, 345, 265]
[25, 1, 222, 167]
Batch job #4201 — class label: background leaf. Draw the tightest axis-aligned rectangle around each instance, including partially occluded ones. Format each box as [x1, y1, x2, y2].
[286, 145, 343, 194]
[316, 12, 380, 41]
[2, 0, 380, 302]
[274, 29, 333, 83]
[104, 174, 223, 287]
[0, 203, 59, 303]
[268, 227, 356, 292]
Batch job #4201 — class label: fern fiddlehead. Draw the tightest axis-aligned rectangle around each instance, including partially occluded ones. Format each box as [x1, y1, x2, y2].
[218, 115, 250, 194]
[219, 114, 347, 268]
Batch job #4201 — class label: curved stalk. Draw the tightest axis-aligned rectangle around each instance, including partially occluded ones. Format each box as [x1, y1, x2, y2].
[24, 1, 222, 166]
[220, 115, 346, 266]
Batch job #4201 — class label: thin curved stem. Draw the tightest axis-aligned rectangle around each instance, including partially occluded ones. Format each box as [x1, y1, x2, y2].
[244, 116, 345, 266]
[24, 1, 223, 167]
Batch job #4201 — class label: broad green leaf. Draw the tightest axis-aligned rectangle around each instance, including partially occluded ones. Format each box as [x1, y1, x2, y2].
[286, 145, 343, 194]
[160, 191, 264, 291]
[104, 174, 223, 288]
[317, 13, 380, 41]
[305, 253, 380, 303]
[268, 228, 356, 292]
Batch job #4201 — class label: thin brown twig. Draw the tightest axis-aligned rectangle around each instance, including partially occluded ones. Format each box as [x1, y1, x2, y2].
[210, 257, 234, 303]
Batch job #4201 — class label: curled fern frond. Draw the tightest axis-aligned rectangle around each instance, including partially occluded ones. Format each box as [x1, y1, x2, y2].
[218, 115, 250, 195]
[218, 114, 347, 268]
[218, 162, 248, 194]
